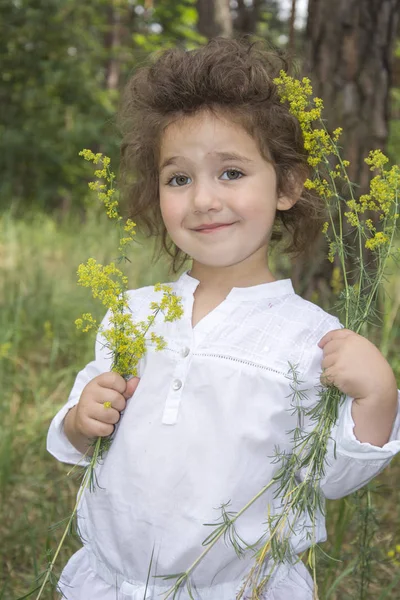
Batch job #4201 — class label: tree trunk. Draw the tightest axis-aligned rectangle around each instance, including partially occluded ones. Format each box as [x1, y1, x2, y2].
[305, 0, 399, 189]
[292, 0, 400, 301]
[104, 3, 121, 91]
[196, 0, 232, 38]
[234, 0, 262, 34]
[288, 0, 297, 55]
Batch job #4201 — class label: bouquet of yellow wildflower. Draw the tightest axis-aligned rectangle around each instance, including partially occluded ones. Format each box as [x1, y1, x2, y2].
[31, 150, 183, 599]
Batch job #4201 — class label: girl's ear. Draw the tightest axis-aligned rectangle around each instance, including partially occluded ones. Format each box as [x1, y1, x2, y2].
[276, 170, 305, 211]
[277, 192, 299, 211]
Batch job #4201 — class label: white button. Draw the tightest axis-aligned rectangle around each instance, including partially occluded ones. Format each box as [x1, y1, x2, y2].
[181, 346, 190, 358]
[172, 379, 182, 391]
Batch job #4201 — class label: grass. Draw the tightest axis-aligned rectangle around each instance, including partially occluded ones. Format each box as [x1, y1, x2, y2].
[0, 211, 399, 599]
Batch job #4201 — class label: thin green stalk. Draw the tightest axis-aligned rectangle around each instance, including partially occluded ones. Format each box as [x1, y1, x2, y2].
[355, 190, 398, 333]
[34, 440, 101, 599]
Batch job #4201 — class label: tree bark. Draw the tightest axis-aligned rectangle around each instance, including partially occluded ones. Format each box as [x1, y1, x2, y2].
[305, 0, 399, 189]
[234, 0, 263, 34]
[196, 0, 232, 38]
[292, 0, 400, 300]
[104, 3, 121, 91]
[288, 0, 297, 55]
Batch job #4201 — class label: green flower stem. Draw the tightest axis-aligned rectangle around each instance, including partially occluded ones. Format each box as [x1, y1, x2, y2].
[35, 439, 102, 599]
[354, 189, 398, 334]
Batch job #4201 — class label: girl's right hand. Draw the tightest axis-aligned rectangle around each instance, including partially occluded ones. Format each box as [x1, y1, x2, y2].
[64, 373, 140, 453]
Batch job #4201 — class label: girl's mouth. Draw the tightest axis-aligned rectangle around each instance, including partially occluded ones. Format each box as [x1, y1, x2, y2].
[193, 223, 235, 233]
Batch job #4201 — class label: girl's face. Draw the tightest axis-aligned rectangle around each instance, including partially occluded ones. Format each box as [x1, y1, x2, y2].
[159, 110, 297, 279]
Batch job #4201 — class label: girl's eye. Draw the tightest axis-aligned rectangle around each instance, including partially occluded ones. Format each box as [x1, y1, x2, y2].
[220, 169, 243, 181]
[168, 174, 191, 187]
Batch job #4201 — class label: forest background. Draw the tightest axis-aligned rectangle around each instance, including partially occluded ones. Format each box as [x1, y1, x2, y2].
[1, 0, 400, 599]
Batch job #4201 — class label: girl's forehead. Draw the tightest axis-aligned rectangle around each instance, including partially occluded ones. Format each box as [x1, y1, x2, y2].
[159, 110, 258, 156]
[164, 108, 244, 135]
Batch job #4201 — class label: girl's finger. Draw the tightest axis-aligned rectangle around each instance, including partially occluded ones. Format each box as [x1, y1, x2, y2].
[320, 367, 335, 387]
[95, 389, 126, 412]
[318, 328, 352, 349]
[88, 420, 114, 438]
[320, 339, 344, 356]
[92, 403, 121, 425]
[97, 371, 128, 394]
[123, 376, 140, 400]
[321, 354, 337, 370]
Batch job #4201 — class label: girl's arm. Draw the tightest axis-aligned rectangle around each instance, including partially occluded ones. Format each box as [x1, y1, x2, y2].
[318, 329, 398, 446]
[47, 360, 110, 465]
[297, 327, 400, 500]
[46, 310, 114, 465]
[318, 392, 400, 499]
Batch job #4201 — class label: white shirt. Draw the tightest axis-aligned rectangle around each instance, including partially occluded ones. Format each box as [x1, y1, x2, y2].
[47, 272, 400, 600]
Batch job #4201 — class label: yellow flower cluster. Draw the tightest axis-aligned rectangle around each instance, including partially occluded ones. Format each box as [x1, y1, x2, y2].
[75, 312, 98, 333]
[77, 258, 128, 310]
[119, 219, 137, 253]
[0, 342, 11, 359]
[77, 152, 184, 380]
[365, 231, 390, 251]
[387, 544, 400, 567]
[275, 74, 399, 262]
[76, 255, 183, 377]
[304, 176, 331, 199]
[152, 283, 184, 322]
[79, 149, 118, 219]
[330, 266, 343, 295]
[343, 151, 399, 252]
[100, 284, 183, 377]
[80, 149, 136, 254]
[274, 72, 338, 170]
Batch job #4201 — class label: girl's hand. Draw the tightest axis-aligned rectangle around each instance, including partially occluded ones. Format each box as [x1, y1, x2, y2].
[318, 329, 398, 446]
[318, 329, 396, 401]
[64, 373, 140, 453]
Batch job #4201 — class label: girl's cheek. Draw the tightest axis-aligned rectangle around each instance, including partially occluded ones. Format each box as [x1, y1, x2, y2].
[160, 198, 182, 225]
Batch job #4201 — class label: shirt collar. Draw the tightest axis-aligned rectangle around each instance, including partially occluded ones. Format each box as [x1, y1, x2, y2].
[175, 270, 294, 301]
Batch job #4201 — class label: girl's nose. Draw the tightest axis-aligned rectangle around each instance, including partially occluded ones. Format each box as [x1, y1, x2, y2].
[191, 180, 223, 213]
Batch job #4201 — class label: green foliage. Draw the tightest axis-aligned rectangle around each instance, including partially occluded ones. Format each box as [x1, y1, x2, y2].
[388, 88, 400, 164]
[1, 1, 116, 209]
[133, 0, 204, 50]
[0, 0, 204, 213]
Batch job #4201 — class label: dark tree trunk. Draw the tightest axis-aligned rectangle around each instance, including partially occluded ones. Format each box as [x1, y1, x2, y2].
[104, 4, 121, 91]
[288, 0, 297, 55]
[196, 0, 232, 38]
[292, 0, 400, 301]
[305, 0, 399, 190]
[234, 0, 262, 34]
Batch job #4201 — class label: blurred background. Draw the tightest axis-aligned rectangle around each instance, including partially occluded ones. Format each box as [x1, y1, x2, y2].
[0, 1, 399, 598]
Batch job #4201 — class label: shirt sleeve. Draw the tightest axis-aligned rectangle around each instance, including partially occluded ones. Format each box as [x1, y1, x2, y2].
[297, 316, 400, 500]
[46, 311, 113, 466]
[319, 391, 400, 499]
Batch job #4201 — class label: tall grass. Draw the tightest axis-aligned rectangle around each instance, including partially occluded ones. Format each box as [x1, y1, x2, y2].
[0, 211, 170, 599]
[0, 212, 399, 599]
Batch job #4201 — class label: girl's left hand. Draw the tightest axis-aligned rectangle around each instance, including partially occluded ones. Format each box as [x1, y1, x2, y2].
[318, 329, 397, 403]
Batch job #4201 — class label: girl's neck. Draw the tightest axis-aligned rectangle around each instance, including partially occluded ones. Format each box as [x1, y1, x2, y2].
[189, 260, 276, 298]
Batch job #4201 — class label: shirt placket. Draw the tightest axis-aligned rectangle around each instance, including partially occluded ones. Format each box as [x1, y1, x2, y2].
[161, 285, 196, 425]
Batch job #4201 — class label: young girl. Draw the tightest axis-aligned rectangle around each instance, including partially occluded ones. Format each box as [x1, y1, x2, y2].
[48, 38, 400, 600]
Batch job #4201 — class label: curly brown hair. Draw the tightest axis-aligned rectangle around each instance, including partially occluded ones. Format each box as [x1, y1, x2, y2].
[118, 37, 324, 272]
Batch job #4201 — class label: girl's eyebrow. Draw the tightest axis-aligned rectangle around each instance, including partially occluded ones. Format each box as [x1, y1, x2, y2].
[159, 151, 254, 171]
[159, 156, 181, 171]
[213, 151, 254, 164]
